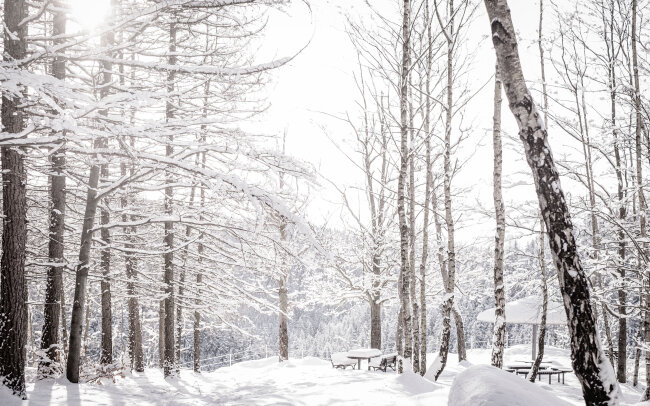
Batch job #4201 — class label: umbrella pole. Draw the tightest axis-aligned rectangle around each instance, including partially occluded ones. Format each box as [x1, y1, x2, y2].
[532, 324, 538, 360]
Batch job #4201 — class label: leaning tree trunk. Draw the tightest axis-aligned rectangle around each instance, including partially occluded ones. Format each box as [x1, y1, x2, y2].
[528, 220, 548, 382]
[67, 8, 115, 382]
[0, 0, 28, 398]
[40, 0, 66, 379]
[490, 63, 506, 369]
[397, 0, 413, 374]
[483, 0, 620, 403]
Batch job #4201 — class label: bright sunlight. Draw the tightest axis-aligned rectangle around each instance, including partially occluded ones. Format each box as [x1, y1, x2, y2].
[69, 0, 111, 29]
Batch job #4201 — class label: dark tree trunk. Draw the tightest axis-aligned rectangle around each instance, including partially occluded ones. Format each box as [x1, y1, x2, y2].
[163, 22, 177, 378]
[0, 0, 28, 397]
[122, 153, 143, 372]
[100, 173, 112, 366]
[483, 0, 620, 403]
[40, 0, 66, 379]
[67, 3, 115, 382]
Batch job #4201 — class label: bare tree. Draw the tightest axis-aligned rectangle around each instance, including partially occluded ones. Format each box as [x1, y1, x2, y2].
[483, 0, 620, 403]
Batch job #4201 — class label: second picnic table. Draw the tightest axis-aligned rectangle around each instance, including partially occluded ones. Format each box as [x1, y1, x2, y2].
[346, 348, 382, 370]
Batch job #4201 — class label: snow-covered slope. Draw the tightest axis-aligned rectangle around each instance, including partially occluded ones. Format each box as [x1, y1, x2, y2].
[1, 346, 645, 405]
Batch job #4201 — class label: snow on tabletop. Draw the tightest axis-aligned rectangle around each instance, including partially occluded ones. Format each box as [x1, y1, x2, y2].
[346, 348, 382, 358]
[331, 352, 356, 364]
[476, 295, 567, 325]
[448, 364, 571, 406]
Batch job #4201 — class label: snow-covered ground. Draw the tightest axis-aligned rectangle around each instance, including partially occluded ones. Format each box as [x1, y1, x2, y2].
[2, 345, 646, 405]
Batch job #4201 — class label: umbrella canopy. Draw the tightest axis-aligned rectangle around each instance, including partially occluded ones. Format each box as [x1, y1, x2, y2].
[477, 295, 567, 326]
[477, 295, 567, 360]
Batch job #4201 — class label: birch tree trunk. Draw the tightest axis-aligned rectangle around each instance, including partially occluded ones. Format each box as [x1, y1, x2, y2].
[483, 0, 620, 403]
[408, 80, 420, 375]
[490, 63, 506, 369]
[397, 0, 413, 374]
[419, 0, 433, 374]
[0, 0, 28, 397]
[40, 0, 66, 378]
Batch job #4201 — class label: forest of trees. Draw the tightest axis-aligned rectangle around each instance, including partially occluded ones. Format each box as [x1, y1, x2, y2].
[0, 0, 648, 405]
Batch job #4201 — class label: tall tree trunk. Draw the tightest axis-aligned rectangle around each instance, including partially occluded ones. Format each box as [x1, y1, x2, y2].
[0, 0, 28, 397]
[419, 1, 433, 374]
[528, 220, 548, 381]
[408, 78, 419, 375]
[163, 22, 177, 378]
[437, 0, 466, 377]
[40, 0, 66, 379]
[278, 135, 289, 362]
[609, 9, 626, 378]
[483, 1, 620, 403]
[122, 149, 143, 372]
[397, 0, 413, 374]
[631, 0, 650, 400]
[100, 168, 112, 366]
[159, 300, 165, 368]
[490, 63, 506, 369]
[67, 4, 115, 382]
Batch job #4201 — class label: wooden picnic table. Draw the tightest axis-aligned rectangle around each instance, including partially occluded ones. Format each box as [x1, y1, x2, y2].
[346, 348, 382, 370]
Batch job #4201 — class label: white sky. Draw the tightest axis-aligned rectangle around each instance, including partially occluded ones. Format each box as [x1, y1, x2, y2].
[255, 0, 558, 244]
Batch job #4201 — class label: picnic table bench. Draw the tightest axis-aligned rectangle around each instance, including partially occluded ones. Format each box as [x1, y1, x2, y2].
[368, 353, 397, 372]
[330, 352, 357, 370]
[505, 364, 572, 385]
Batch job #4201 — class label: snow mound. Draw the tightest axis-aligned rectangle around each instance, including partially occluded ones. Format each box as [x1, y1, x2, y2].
[391, 370, 441, 395]
[448, 364, 571, 406]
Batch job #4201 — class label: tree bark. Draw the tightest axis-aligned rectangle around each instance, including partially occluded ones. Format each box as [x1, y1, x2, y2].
[40, 0, 66, 379]
[607, 0, 626, 380]
[631, 0, 650, 400]
[408, 75, 419, 375]
[419, 1, 433, 374]
[397, 0, 413, 374]
[122, 150, 143, 372]
[100, 170, 112, 366]
[163, 22, 177, 378]
[483, 1, 620, 404]
[0, 0, 28, 395]
[67, 3, 115, 382]
[490, 63, 506, 369]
